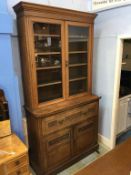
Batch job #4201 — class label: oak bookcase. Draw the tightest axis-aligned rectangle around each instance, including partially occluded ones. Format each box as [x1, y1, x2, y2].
[14, 2, 100, 175]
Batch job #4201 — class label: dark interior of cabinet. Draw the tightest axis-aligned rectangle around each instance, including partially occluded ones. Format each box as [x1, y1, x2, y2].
[69, 80, 87, 95]
[69, 66, 87, 79]
[69, 53, 87, 64]
[38, 84, 62, 103]
[119, 39, 131, 97]
[37, 69, 62, 85]
[34, 22, 61, 35]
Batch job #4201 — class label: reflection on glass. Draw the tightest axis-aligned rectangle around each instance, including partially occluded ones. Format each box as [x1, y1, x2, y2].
[68, 25, 88, 96]
[33, 22, 63, 103]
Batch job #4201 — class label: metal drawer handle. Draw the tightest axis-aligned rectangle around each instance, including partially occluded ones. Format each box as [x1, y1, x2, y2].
[48, 133, 70, 146]
[48, 120, 57, 127]
[82, 111, 88, 115]
[58, 119, 64, 124]
[15, 160, 20, 166]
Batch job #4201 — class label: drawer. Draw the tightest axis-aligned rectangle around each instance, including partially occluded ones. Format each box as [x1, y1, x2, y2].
[80, 102, 98, 118]
[45, 129, 71, 169]
[5, 155, 28, 174]
[42, 108, 81, 135]
[8, 165, 29, 175]
[42, 102, 98, 136]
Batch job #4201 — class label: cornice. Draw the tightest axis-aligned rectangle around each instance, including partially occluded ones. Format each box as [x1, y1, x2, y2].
[13, 1, 97, 23]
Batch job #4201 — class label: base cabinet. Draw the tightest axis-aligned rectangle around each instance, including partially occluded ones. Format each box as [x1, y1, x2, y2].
[27, 98, 99, 175]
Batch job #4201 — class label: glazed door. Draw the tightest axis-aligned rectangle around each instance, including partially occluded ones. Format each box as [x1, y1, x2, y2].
[32, 19, 65, 104]
[65, 22, 91, 97]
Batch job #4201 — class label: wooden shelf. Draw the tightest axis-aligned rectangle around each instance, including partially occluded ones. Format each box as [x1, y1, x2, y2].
[69, 63, 87, 67]
[69, 51, 87, 54]
[36, 65, 61, 70]
[34, 34, 60, 37]
[69, 77, 87, 82]
[38, 81, 62, 87]
[69, 35, 87, 39]
[35, 52, 61, 56]
[69, 40, 87, 43]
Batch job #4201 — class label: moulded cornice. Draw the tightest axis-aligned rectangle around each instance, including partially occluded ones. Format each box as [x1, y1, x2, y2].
[13, 1, 97, 24]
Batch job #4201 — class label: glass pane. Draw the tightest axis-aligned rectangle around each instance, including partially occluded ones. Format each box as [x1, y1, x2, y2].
[38, 84, 62, 103]
[69, 81, 87, 95]
[33, 22, 63, 103]
[68, 25, 88, 96]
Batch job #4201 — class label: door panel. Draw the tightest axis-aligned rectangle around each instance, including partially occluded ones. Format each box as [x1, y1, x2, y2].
[45, 129, 71, 169]
[32, 19, 65, 104]
[74, 119, 97, 154]
[65, 22, 89, 97]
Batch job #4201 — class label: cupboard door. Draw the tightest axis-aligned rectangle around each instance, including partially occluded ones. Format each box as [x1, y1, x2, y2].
[66, 23, 89, 96]
[33, 20, 65, 103]
[74, 119, 97, 154]
[45, 129, 71, 169]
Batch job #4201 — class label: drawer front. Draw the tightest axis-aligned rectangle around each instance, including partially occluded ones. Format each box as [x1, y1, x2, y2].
[8, 165, 29, 175]
[6, 155, 28, 174]
[42, 108, 81, 135]
[80, 102, 98, 118]
[45, 129, 71, 169]
[42, 102, 98, 135]
[74, 118, 97, 154]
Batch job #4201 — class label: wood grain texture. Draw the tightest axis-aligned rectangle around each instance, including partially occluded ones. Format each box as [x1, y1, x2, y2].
[0, 134, 30, 175]
[0, 120, 11, 138]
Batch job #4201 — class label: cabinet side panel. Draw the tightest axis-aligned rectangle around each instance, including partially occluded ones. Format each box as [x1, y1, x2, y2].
[26, 112, 46, 175]
[17, 16, 37, 109]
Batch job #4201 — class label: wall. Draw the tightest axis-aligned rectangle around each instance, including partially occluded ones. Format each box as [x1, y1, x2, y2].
[0, 1, 24, 140]
[92, 5, 131, 140]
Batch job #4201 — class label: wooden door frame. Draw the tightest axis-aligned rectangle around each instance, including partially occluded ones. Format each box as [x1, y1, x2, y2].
[65, 21, 92, 99]
[111, 35, 131, 148]
[28, 17, 66, 108]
